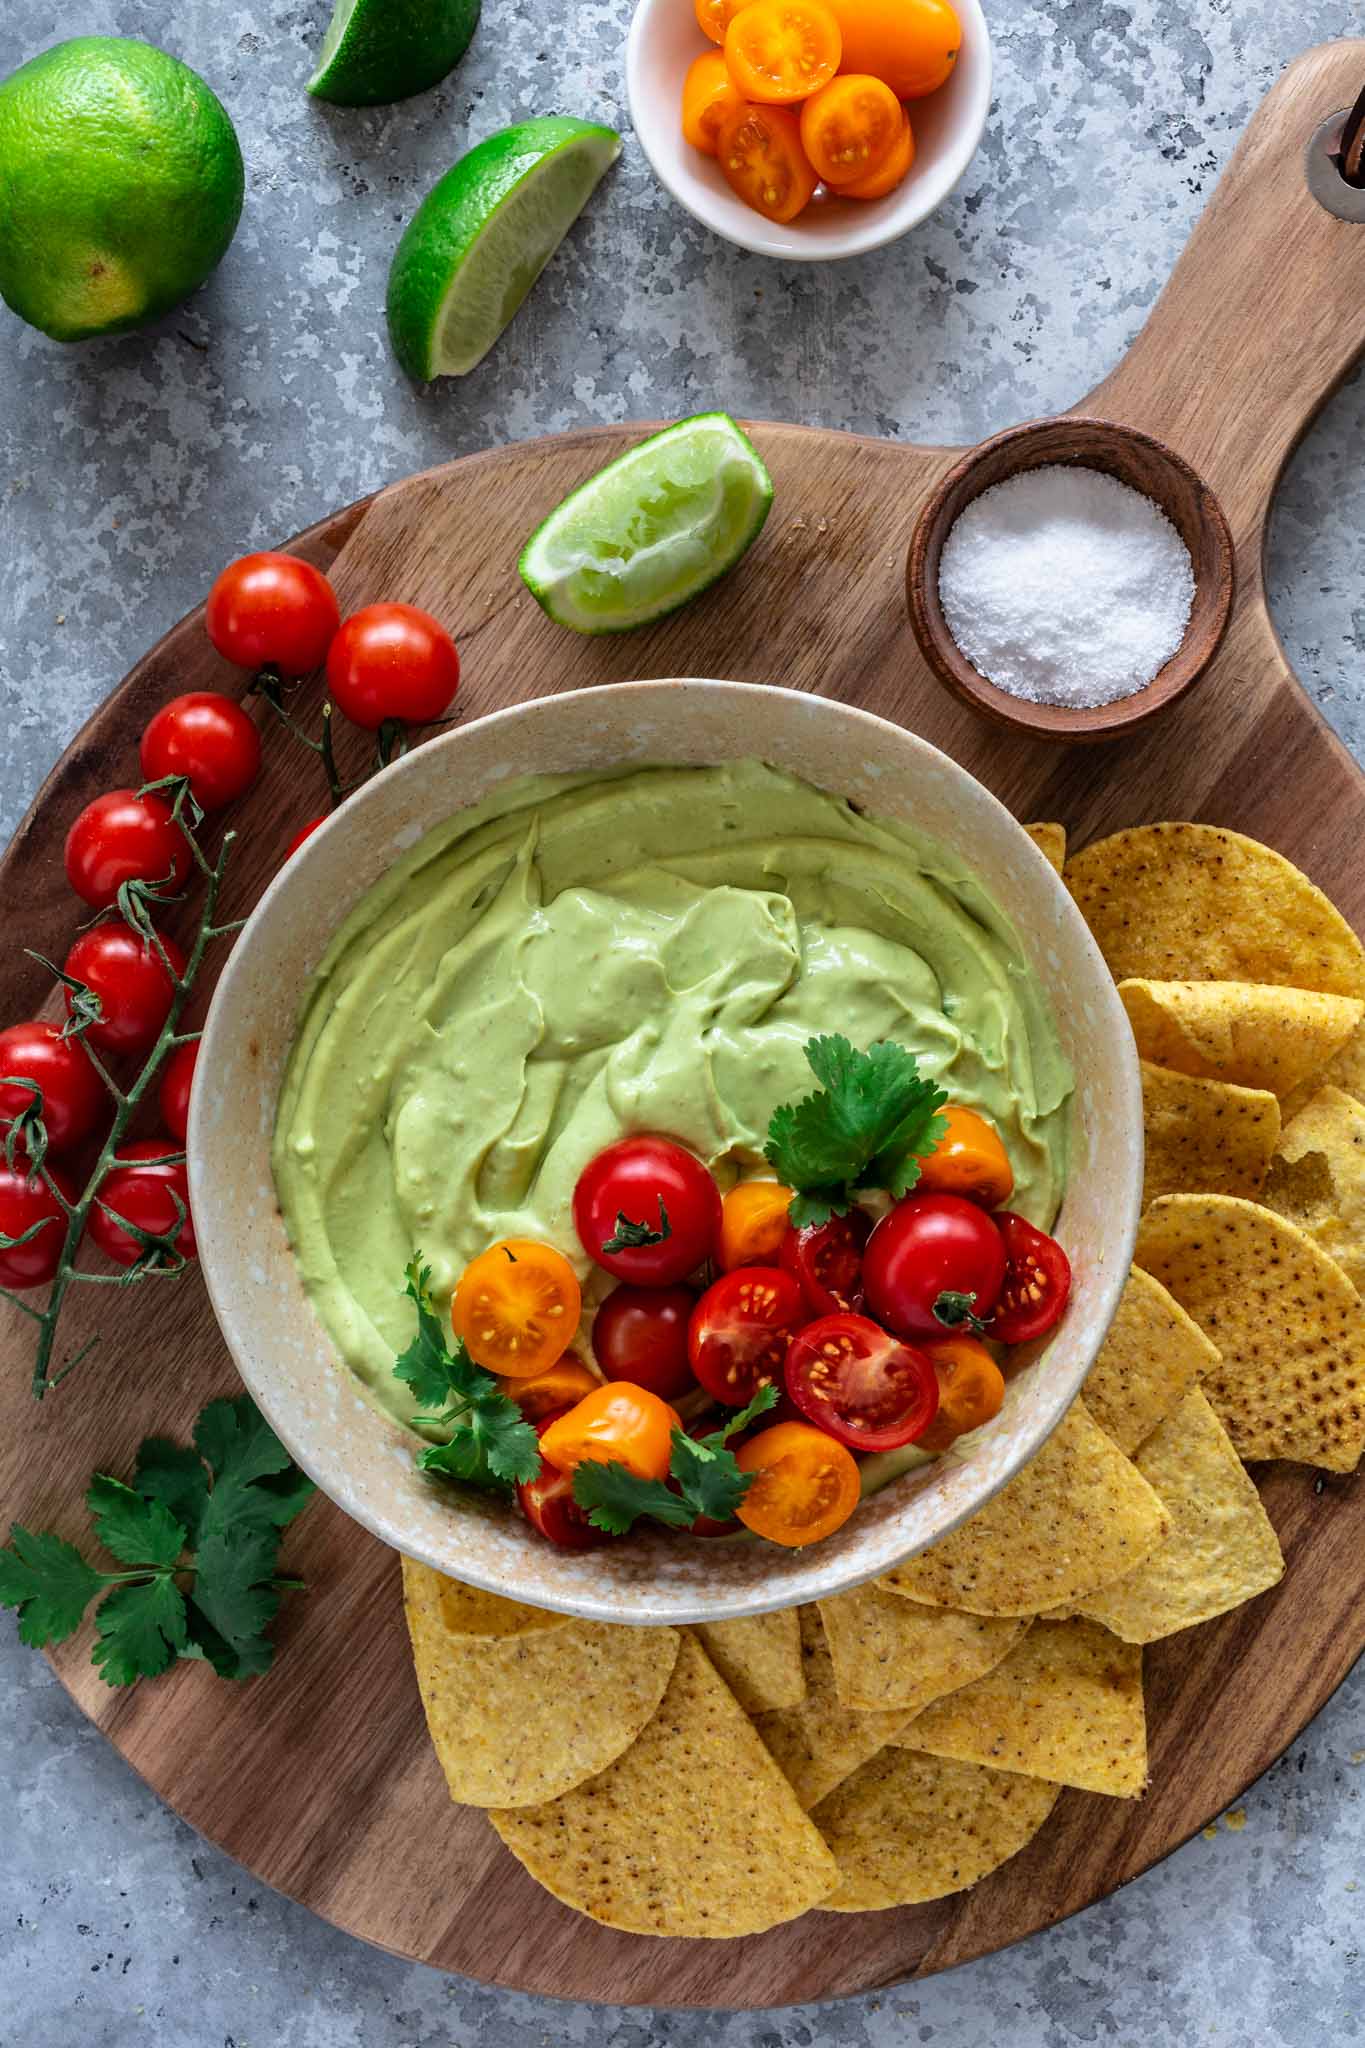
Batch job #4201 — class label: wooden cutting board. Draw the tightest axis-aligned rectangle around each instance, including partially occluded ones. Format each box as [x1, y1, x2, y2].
[3, 39, 1365, 2011]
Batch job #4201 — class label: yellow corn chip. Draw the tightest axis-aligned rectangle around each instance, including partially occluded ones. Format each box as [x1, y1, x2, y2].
[753, 1607, 910, 1809]
[436, 1576, 570, 1639]
[879, 1401, 1169, 1616]
[897, 1617, 1146, 1797]
[1065, 823, 1365, 998]
[1136, 1195, 1365, 1473]
[490, 1633, 837, 1936]
[1083, 1264, 1218, 1455]
[1283, 1015, 1365, 1122]
[691, 1610, 805, 1713]
[812, 1748, 1060, 1910]
[1026, 822, 1067, 873]
[403, 1558, 679, 1807]
[1141, 1060, 1279, 1208]
[1077, 1387, 1284, 1641]
[1120, 980, 1364, 1099]
[818, 1583, 1028, 1713]
[1263, 1086, 1365, 1294]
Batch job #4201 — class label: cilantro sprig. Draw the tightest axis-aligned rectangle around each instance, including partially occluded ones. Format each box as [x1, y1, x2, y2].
[571, 1383, 779, 1536]
[0, 1395, 314, 1687]
[395, 1260, 541, 1491]
[764, 1034, 949, 1227]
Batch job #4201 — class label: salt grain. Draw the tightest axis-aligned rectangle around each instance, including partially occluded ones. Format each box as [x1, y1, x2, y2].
[938, 464, 1196, 708]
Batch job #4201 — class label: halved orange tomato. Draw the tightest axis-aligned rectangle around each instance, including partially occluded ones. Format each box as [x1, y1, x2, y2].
[714, 101, 819, 222]
[682, 49, 747, 155]
[718, 1180, 793, 1269]
[914, 1335, 1005, 1452]
[500, 1354, 600, 1420]
[916, 1104, 1014, 1207]
[798, 73, 902, 184]
[825, 0, 960, 99]
[451, 1238, 581, 1379]
[735, 1420, 862, 1546]
[696, 0, 748, 44]
[538, 1381, 680, 1482]
[841, 108, 914, 197]
[724, 1, 842, 104]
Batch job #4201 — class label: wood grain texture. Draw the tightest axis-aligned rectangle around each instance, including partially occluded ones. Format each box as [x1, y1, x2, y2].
[2, 39, 1365, 2011]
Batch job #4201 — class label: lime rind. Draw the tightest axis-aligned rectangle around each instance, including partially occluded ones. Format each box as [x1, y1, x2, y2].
[308, 0, 481, 106]
[519, 414, 774, 635]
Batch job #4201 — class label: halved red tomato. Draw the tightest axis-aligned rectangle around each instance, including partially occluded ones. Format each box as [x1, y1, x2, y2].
[688, 1265, 806, 1405]
[515, 1412, 610, 1550]
[784, 1312, 938, 1451]
[990, 1212, 1071, 1344]
[780, 1209, 870, 1317]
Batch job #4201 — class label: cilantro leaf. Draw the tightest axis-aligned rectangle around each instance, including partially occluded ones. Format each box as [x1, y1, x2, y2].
[0, 1525, 104, 1646]
[397, 1260, 541, 1492]
[195, 1395, 295, 1498]
[133, 1437, 211, 1542]
[393, 1262, 463, 1412]
[571, 1461, 694, 1536]
[190, 1522, 284, 1680]
[92, 1576, 188, 1686]
[766, 1035, 949, 1224]
[86, 1475, 187, 1570]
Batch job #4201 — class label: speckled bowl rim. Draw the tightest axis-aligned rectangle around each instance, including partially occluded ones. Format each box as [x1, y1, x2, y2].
[191, 679, 1142, 1624]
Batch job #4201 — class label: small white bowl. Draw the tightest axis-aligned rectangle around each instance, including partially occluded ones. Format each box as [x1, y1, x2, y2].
[192, 679, 1140, 1627]
[624, 0, 992, 261]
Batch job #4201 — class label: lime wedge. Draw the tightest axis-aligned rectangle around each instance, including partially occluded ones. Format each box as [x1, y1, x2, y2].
[308, 0, 480, 106]
[386, 118, 620, 380]
[519, 414, 774, 635]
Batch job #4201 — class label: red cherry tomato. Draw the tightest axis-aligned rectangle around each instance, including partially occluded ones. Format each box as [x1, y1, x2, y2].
[784, 1312, 939, 1452]
[62, 926, 186, 1058]
[990, 1212, 1072, 1344]
[0, 1161, 75, 1289]
[862, 1192, 1006, 1342]
[64, 790, 191, 911]
[140, 693, 262, 811]
[591, 1284, 696, 1401]
[325, 604, 460, 730]
[205, 553, 341, 677]
[688, 1265, 806, 1406]
[780, 1208, 871, 1317]
[88, 1140, 195, 1267]
[573, 1137, 721, 1285]
[159, 1041, 198, 1144]
[0, 1023, 104, 1153]
[516, 1412, 610, 1550]
[283, 816, 326, 861]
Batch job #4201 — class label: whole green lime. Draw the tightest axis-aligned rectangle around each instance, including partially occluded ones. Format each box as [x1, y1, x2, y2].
[0, 37, 245, 343]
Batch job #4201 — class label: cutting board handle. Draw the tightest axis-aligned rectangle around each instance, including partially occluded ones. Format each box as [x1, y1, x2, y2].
[1082, 40, 1365, 564]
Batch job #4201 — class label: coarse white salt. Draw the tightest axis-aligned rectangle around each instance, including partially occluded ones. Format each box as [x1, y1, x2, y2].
[938, 464, 1196, 708]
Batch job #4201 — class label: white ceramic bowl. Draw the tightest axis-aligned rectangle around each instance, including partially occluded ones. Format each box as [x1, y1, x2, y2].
[624, 0, 992, 261]
[191, 680, 1141, 1625]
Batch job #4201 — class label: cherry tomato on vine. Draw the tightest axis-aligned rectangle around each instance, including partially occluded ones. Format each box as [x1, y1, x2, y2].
[283, 816, 326, 862]
[140, 693, 262, 812]
[325, 604, 460, 731]
[718, 1181, 792, 1271]
[734, 1420, 861, 1548]
[0, 1022, 104, 1153]
[88, 1140, 195, 1267]
[539, 1381, 679, 1482]
[591, 1283, 696, 1401]
[915, 1104, 1014, 1209]
[573, 1137, 721, 1285]
[784, 1312, 939, 1452]
[516, 1411, 610, 1549]
[862, 1192, 1006, 1342]
[780, 1208, 871, 1317]
[914, 1335, 1006, 1453]
[451, 1238, 581, 1379]
[62, 926, 186, 1058]
[158, 1040, 199, 1144]
[205, 553, 340, 677]
[688, 1265, 806, 1406]
[0, 1160, 75, 1289]
[64, 790, 191, 911]
[989, 1212, 1072, 1345]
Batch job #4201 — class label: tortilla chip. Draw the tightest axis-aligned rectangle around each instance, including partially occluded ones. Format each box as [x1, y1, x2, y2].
[490, 1633, 837, 1935]
[897, 1618, 1146, 1797]
[811, 1748, 1060, 1910]
[818, 1583, 1028, 1713]
[1064, 822, 1365, 998]
[1120, 980, 1364, 1099]
[1083, 1264, 1218, 1455]
[1263, 1086, 1365, 1294]
[753, 1607, 911, 1809]
[691, 1610, 805, 1714]
[1026, 822, 1067, 873]
[436, 1576, 570, 1639]
[403, 1558, 679, 1807]
[1077, 1387, 1284, 1641]
[1140, 1061, 1280, 1208]
[1283, 1015, 1365, 1122]
[1135, 1195, 1365, 1473]
[879, 1401, 1169, 1616]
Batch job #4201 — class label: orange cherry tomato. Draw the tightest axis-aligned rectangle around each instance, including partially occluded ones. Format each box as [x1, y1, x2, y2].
[696, 0, 747, 43]
[719, 1181, 793, 1270]
[825, 0, 960, 98]
[798, 73, 902, 184]
[724, 1, 842, 104]
[841, 108, 914, 197]
[451, 1239, 582, 1379]
[735, 1420, 861, 1547]
[539, 1382, 680, 1482]
[715, 102, 819, 222]
[914, 1335, 1006, 1452]
[682, 49, 747, 154]
[499, 1355, 600, 1421]
[916, 1105, 1014, 1208]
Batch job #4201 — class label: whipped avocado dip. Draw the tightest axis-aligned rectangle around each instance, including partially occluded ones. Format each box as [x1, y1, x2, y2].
[272, 760, 1072, 1439]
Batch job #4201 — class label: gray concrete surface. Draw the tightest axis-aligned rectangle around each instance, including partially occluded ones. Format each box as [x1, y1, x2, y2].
[2, 0, 1363, 2041]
